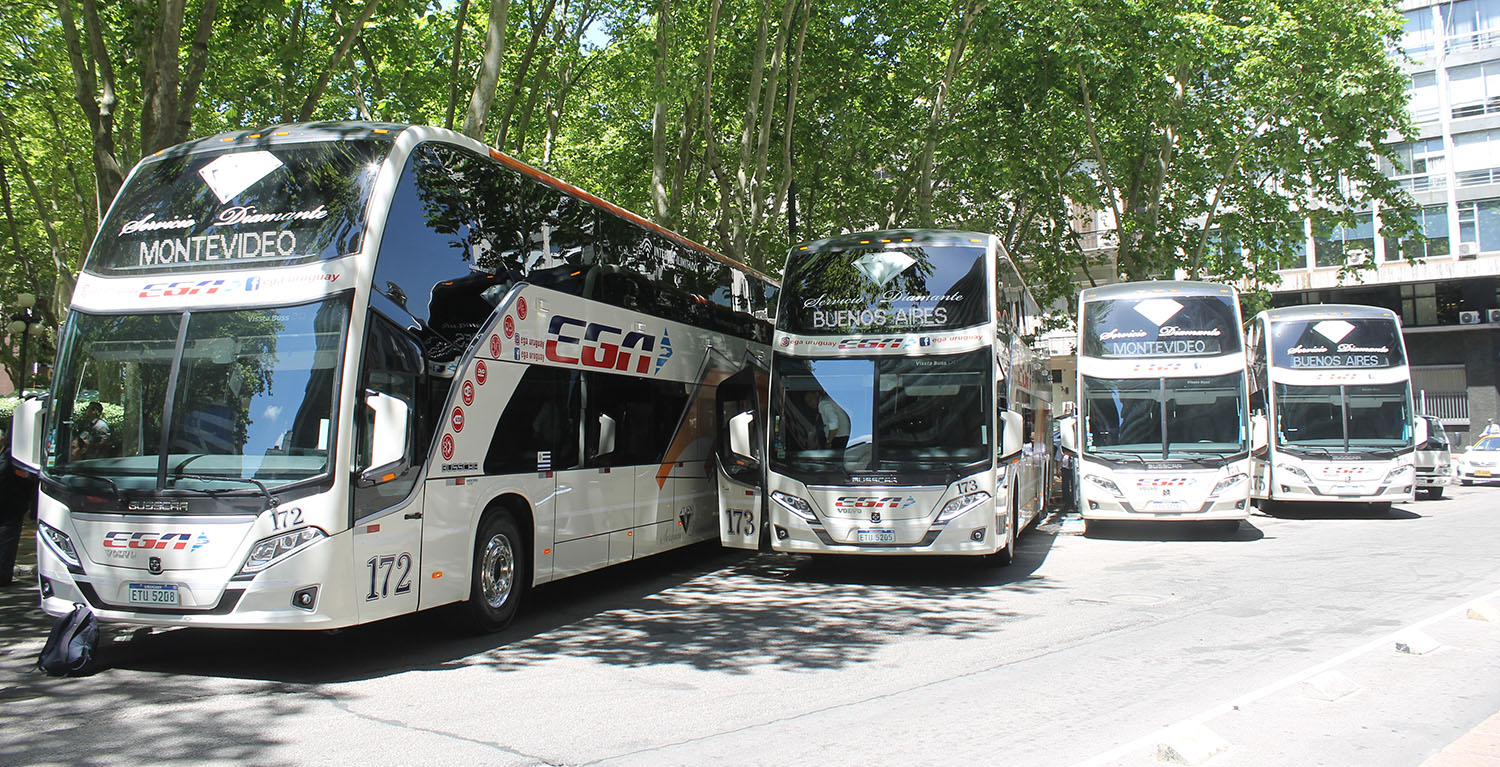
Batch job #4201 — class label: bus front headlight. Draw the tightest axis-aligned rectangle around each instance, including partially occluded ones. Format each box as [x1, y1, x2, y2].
[1211, 473, 1247, 496]
[1277, 463, 1310, 480]
[936, 491, 991, 524]
[1383, 465, 1414, 484]
[1085, 475, 1123, 497]
[38, 521, 81, 568]
[239, 527, 326, 575]
[771, 491, 818, 522]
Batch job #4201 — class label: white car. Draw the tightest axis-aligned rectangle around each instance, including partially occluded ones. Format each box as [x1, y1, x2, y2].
[1455, 436, 1500, 486]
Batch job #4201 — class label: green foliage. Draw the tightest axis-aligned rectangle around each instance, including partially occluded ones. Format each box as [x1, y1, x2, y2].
[0, 0, 1415, 344]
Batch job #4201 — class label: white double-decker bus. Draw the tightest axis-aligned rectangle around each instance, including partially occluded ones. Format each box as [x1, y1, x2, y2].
[1246, 305, 1416, 511]
[722, 230, 1049, 564]
[1067, 281, 1250, 532]
[12, 121, 777, 632]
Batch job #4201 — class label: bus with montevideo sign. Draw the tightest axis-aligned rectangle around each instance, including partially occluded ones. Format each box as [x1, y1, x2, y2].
[1061, 281, 1251, 533]
[11, 121, 778, 633]
[1245, 304, 1416, 511]
[715, 230, 1050, 564]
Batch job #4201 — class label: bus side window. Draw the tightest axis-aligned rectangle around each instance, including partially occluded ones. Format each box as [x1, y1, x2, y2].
[354, 314, 425, 521]
[485, 366, 582, 475]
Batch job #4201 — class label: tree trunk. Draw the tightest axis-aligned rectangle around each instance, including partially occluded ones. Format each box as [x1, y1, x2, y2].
[444, 0, 473, 130]
[497, 0, 559, 149]
[175, 0, 219, 143]
[914, 0, 984, 226]
[298, 0, 385, 122]
[650, 0, 672, 223]
[462, 0, 514, 139]
[56, 0, 125, 216]
[2, 125, 77, 309]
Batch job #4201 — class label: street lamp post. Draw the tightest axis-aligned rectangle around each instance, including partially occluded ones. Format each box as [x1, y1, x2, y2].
[7, 292, 39, 395]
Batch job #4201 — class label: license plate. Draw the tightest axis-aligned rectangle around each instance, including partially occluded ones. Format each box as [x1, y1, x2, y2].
[1477, 470, 1492, 478]
[1146, 500, 1185, 511]
[128, 583, 179, 606]
[856, 529, 896, 543]
[1333, 484, 1362, 496]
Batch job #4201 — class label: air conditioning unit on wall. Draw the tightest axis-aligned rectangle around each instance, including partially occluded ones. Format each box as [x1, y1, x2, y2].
[1460, 310, 1482, 325]
[1459, 242, 1480, 259]
[1489, 309, 1500, 323]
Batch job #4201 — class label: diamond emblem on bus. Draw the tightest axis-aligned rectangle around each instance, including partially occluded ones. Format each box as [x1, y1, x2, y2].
[1313, 320, 1356, 343]
[1133, 298, 1184, 326]
[198, 150, 286, 203]
[854, 251, 916, 286]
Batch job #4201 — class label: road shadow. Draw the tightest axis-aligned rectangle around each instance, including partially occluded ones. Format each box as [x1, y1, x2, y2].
[1, 521, 1064, 694]
[1255, 501, 1422, 520]
[1081, 518, 1265, 542]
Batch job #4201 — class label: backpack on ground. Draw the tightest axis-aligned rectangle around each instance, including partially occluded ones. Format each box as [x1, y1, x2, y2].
[37, 603, 100, 677]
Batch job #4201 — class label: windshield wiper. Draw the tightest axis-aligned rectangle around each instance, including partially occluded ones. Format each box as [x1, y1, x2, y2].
[168, 472, 276, 508]
[1092, 450, 1147, 463]
[57, 469, 122, 505]
[1287, 444, 1333, 456]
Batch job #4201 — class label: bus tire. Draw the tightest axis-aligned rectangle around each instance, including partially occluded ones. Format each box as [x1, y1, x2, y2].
[984, 503, 1017, 568]
[457, 511, 528, 633]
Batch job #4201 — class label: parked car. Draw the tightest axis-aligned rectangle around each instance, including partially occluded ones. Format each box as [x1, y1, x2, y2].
[1455, 435, 1500, 486]
[1414, 416, 1453, 499]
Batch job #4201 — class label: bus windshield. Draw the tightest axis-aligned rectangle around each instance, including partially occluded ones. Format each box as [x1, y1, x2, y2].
[45, 297, 351, 497]
[1274, 382, 1411, 453]
[88, 140, 389, 275]
[770, 349, 991, 480]
[1082, 373, 1245, 459]
[1271, 317, 1404, 369]
[777, 242, 988, 334]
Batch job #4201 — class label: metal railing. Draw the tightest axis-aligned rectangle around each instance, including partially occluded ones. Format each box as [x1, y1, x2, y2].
[1456, 167, 1500, 187]
[1446, 29, 1500, 53]
[1418, 391, 1469, 426]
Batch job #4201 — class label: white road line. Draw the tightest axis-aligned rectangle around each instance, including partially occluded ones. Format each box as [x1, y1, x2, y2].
[1074, 583, 1500, 767]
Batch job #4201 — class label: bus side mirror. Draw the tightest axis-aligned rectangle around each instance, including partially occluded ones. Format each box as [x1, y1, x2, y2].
[1415, 417, 1429, 448]
[1058, 414, 1078, 454]
[1251, 414, 1268, 452]
[361, 391, 410, 485]
[597, 413, 617, 457]
[729, 411, 757, 463]
[10, 395, 46, 473]
[1000, 410, 1024, 460]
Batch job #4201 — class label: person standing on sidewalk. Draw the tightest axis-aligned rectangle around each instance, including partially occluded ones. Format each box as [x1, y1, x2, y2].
[0, 427, 24, 587]
[1482, 418, 1500, 438]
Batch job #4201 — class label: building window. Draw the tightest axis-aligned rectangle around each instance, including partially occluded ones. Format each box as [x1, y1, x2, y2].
[1386, 205, 1451, 261]
[1391, 137, 1448, 191]
[1458, 198, 1500, 252]
[1313, 212, 1374, 267]
[1410, 72, 1440, 123]
[1405, 7, 1437, 56]
[1402, 283, 1438, 327]
[1452, 129, 1500, 186]
[1445, 0, 1500, 51]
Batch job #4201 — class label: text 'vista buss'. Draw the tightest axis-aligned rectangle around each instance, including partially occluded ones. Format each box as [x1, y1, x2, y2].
[12, 122, 778, 632]
[1064, 281, 1250, 533]
[1246, 305, 1416, 511]
[720, 230, 1050, 564]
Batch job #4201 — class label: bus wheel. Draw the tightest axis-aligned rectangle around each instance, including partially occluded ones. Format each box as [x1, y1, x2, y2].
[458, 512, 528, 633]
[985, 506, 1016, 568]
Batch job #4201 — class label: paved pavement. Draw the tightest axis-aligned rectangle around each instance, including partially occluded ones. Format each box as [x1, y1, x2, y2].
[1423, 712, 1500, 767]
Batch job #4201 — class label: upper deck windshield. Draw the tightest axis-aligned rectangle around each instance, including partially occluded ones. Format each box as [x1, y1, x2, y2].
[44, 297, 350, 501]
[1082, 294, 1240, 358]
[88, 140, 389, 275]
[1270, 317, 1405, 369]
[1274, 382, 1412, 454]
[1082, 372, 1246, 461]
[770, 349, 991, 482]
[777, 241, 988, 334]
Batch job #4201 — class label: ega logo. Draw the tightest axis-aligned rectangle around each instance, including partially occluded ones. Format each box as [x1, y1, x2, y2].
[545, 315, 669, 374]
[103, 531, 210, 551]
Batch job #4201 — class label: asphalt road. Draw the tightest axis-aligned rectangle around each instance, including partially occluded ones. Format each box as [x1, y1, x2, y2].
[3, 485, 1499, 766]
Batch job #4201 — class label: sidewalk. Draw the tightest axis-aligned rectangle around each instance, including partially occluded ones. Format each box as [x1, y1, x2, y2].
[1423, 711, 1500, 766]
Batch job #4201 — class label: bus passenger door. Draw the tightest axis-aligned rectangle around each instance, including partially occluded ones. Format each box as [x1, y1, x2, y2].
[715, 367, 763, 550]
[351, 316, 426, 624]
